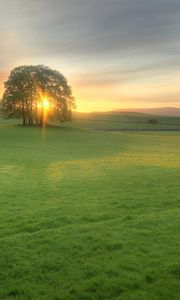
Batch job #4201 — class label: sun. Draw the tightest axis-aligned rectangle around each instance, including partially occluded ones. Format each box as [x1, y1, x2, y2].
[37, 97, 50, 110]
[43, 98, 50, 109]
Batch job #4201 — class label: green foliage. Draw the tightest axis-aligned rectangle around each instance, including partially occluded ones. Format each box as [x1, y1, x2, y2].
[1, 65, 75, 125]
[0, 118, 179, 300]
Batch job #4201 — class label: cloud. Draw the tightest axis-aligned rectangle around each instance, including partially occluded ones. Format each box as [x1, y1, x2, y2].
[1, 0, 180, 57]
[1, 0, 180, 108]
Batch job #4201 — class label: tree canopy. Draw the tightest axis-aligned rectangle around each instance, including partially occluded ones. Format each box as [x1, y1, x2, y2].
[1, 65, 76, 126]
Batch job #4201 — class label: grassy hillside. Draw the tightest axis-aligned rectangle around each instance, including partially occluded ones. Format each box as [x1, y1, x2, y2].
[114, 107, 180, 116]
[71, 111, 180, 130]
[0, 118, 180, 300]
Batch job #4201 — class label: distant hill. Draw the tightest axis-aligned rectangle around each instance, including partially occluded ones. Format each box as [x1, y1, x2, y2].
[71, 109, 180, 131]
[113, 107, 180, 116]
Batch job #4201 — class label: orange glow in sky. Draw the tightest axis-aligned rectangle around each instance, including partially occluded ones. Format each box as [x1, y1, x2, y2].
[1, 69, 180, 113]
[69, 73, 180, 112]
[1, 1, 180, 113]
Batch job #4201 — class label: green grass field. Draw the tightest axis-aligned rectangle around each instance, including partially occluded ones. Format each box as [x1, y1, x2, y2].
[0, 114, 180, 300]
[71, 111, 180, 130]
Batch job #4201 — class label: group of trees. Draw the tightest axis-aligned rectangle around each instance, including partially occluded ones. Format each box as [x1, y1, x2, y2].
[1, 65, 75, 126]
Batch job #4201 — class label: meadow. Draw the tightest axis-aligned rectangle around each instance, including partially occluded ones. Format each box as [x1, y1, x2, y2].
[0, 113, 180, 300]
[71, 111, 180, 130]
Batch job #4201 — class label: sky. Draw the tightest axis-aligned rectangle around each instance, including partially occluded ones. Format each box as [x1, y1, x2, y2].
[0, 0, 180, 112]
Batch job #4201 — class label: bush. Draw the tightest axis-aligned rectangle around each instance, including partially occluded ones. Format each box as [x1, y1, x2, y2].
[148, 118, 158, 124]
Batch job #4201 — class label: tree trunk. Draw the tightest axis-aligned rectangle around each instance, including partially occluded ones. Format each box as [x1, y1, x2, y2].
[35, 102, 38, 126]
[22, 102, 26, 125]
[29, 100, 33, 125]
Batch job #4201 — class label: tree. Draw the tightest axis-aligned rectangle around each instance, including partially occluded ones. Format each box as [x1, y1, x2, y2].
[1, 65, 76, 126]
